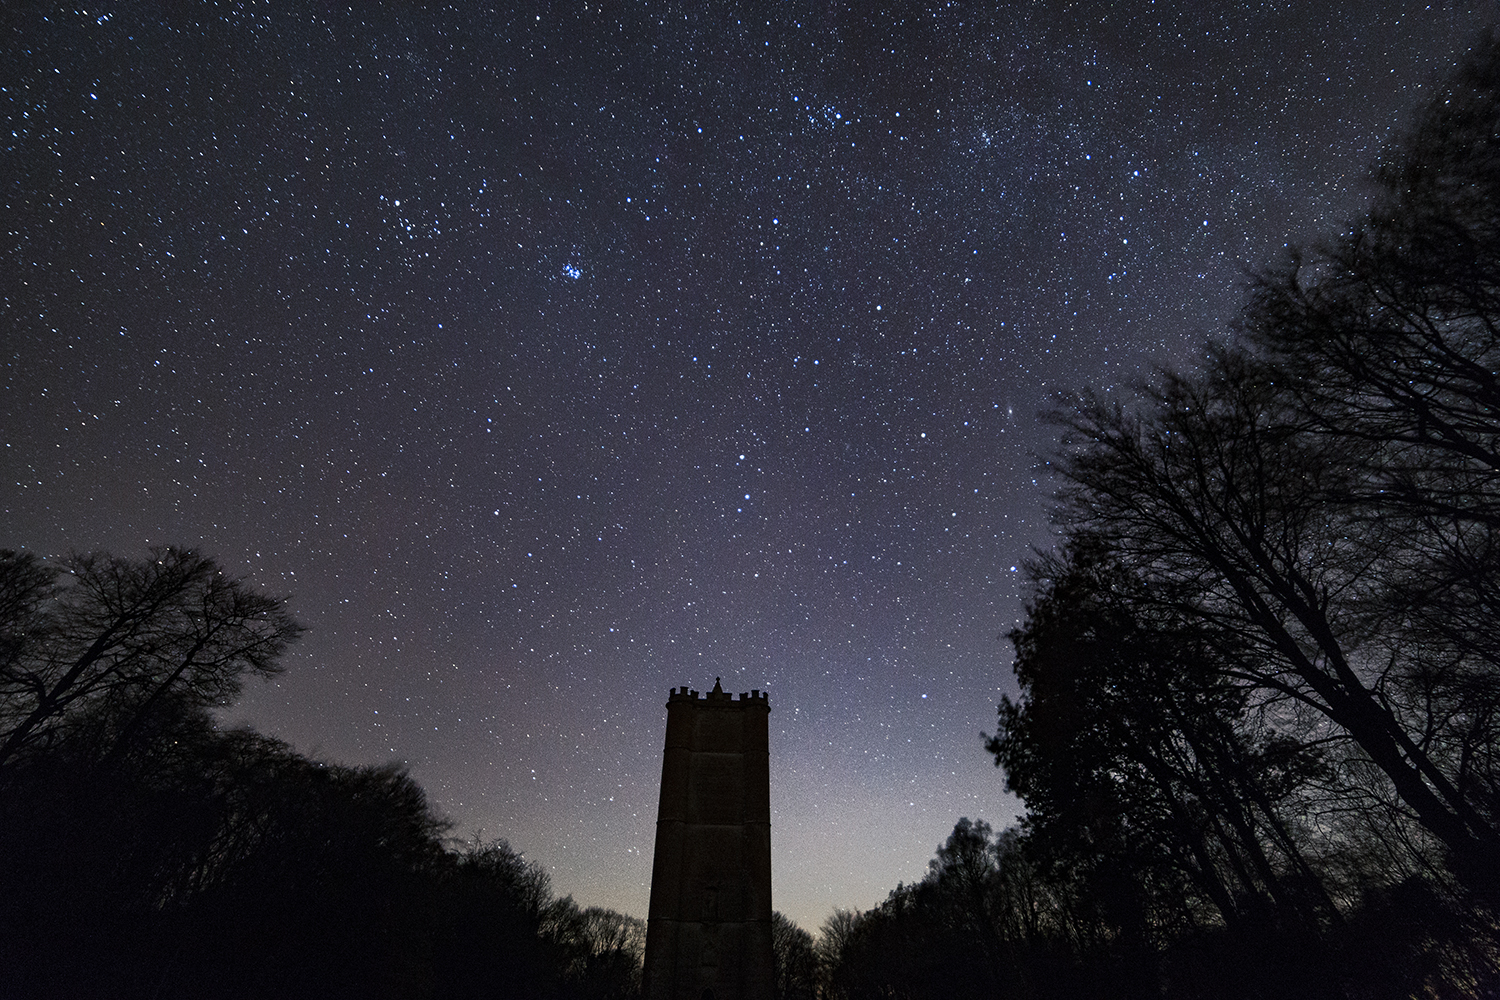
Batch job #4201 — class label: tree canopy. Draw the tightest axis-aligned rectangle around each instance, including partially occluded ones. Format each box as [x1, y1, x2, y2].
[0, 548, 644, 1000]
[960, 31, 1500, 1000]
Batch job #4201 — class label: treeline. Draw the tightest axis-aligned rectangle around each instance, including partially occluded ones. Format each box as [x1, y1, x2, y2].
[812, 815, 1496, 999]
[0, 548, 644, 1000]
[810, 33, 1500, 1000]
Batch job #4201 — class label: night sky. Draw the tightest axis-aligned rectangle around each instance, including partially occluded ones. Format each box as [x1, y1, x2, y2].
[4, 2, 1493, 929]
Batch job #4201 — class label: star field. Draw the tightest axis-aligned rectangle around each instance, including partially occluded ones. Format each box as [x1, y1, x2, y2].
[3, 2, 1492, 929]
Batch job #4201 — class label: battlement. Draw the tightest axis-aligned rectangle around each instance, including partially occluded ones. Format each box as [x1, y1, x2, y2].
[667, 677, 768, 704]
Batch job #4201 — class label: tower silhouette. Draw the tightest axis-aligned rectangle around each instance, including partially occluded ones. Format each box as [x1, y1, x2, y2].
[643, 679, 773, 1000]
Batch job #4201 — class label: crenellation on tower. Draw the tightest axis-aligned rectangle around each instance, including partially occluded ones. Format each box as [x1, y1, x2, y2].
[665, 686, 768, 704]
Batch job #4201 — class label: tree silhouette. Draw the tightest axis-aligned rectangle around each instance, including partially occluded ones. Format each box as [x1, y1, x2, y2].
[965, 30, 1500, 999]
[0, 547, 302, 774]
[771, 911, 818, 1000]
[0, 547, 647, 1000]
[1049, 340, 1500, 905]
[1242, 34, 1500, 877]
[989, 537, 1337, 935]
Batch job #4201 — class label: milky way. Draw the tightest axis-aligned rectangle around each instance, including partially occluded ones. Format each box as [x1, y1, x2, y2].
[3, 3, 1491, 928]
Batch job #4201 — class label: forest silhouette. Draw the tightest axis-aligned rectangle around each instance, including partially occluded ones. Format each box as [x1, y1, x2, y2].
[0, 547, 646, 1000]
[7, 31, 1500, 1000]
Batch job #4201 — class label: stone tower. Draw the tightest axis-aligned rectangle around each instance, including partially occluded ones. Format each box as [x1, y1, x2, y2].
[643, 679, 773, 1000]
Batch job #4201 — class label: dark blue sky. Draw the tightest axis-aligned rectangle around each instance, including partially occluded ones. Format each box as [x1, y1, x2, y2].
[3, 1, 1492, 927]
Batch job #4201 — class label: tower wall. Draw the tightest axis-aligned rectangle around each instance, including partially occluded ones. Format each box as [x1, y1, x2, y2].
[643, 681, 773, 1000]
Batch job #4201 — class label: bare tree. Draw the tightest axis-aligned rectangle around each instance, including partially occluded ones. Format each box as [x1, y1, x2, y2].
[0, 547, 302, 772]
[772, 911, 818, 1000]
[989, 537, 1340, 936]
[816, 908, 859, 1000]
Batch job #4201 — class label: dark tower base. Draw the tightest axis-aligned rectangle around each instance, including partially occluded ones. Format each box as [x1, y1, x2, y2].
[643, 680, 773, 1000]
